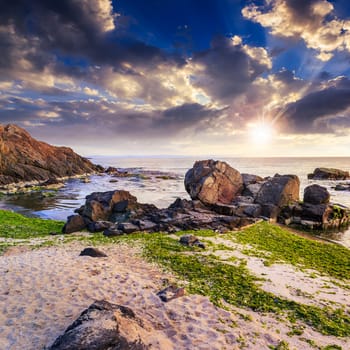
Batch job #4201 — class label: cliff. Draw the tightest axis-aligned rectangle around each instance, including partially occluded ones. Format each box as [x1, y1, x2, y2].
[0, 124, 101, 185]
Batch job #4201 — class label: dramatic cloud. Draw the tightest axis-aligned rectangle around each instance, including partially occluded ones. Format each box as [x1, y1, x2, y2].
[191, 36, 272, 103]
[243, 0, 350, 60]
[283, 76, 350, 132]
[0, 0, 349, 155]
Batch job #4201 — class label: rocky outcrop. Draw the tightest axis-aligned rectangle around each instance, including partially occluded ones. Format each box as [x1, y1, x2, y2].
[0, 124, 102, 186]
[184, 159, 243, 205]
[308, 167, 350, 180]
[48, 300, 149, 350]
[63, 160, 350, 236]
[279, 185, 350, 230]
[334, 183, 350, 191]
[63, 190, 261, 235]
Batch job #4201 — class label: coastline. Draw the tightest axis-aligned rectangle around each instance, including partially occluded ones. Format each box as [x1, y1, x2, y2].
[0, 212, 349, 350]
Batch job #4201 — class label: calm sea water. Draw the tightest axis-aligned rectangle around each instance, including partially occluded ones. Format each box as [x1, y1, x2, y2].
[1, 156, 349, 246]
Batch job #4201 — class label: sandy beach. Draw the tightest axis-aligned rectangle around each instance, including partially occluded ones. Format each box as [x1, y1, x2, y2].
[0, 236, 349, 350]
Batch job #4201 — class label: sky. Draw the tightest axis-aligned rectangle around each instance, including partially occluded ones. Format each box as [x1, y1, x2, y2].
[1, 0, 350, 157]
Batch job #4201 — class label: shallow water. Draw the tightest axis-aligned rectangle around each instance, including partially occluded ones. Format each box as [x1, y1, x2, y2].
[0, 156, 349, 246]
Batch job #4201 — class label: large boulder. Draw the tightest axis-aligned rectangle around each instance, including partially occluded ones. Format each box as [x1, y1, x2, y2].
[303, 184, 330, 205]
[184, 159, 243, 205]
[307, 167, 349, 180]
[48, 300, 149, 350]
[82, 190, 138, 221]
[255, 174, 300, 208]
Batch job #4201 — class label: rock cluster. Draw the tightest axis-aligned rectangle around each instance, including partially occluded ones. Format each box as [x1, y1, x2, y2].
[0, 124, 103, 187]
[63, 159, 350, 235]
[308, 167, 349, 180]
[279, 184, 350, 230]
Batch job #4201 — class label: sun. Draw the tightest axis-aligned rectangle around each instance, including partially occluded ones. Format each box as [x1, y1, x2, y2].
[248, 122, 274, 145]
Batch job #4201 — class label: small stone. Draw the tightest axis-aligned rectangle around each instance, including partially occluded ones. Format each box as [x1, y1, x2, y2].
[156, 285, 185, 302]
[79, 247, 107, 258]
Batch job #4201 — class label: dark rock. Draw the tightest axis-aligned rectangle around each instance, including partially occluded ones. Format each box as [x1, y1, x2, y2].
[48, 300, 149, 350]
[103, 226, 124, 236]
[62, 215, 87, 234]
[242, 183, 263, 198]
[79, 247, 107, 258]
[304, 184, 330, 205]
[334, 184, 350, 191]
[260, 204, 280, 221]
[117, 222, 139, 234]
[241, 173, 263, 185]
[307, 167, 350, 180]
[184, 159, 243, 205]
[134, 220, 158, 231]
[179, 234, 205, 248]
[0, 124, 101, 186]
[255, 174, 300, 208]
[232, 196, 254, 204]
[156, 285, 185, 302]
[210, 203, 237, 216]
[300, 203, 332, 223]
[241, 203, 262, 218]
[87, 220, 113, 233]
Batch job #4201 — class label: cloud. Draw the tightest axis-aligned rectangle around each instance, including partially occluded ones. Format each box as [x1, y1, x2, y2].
[191, 36, 272, 104]
[282, 76, 350, 132]
[242, 0, 350, 61]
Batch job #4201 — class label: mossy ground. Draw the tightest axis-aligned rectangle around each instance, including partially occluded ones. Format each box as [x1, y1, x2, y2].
[0, 209, 349, 344]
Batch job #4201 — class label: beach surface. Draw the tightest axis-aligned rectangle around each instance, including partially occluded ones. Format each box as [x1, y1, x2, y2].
[0, 236, 349, 350]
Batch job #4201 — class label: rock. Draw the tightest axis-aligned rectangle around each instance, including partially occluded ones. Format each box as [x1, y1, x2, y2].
[117, 222, 139, 234]
[184, 159, 243, 205]
[307, 167, 350, 180]
[0, 124, 101, 186]
[334, 184, 350, 191]
[241, 173, 263, 185]
[156, 285, 185, 302]
[87, 221, 113, 233]
[300, 203, 332, 223]
[135, 220, 158, 231]
[260, 204, 280, 222]
[79, 247, 107, 258]
[62, 215, 87, 234]
[255, 174, 300, 208]
[242, 183, 263, 198]
[304, 184, 330, 205]
[179, 234, 205, 248]
[48, 300, 149, 350]
[103, 226, 124, 236]
[82, 190, 138, 221]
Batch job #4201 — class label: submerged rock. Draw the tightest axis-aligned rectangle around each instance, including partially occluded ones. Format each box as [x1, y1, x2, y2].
[307, 167, 350, 180]
[48, 300, 149, 350]
[184, 159, 243, 205]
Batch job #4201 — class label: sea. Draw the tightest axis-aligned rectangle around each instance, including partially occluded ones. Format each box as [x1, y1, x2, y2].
[1, 156, 349, 246]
